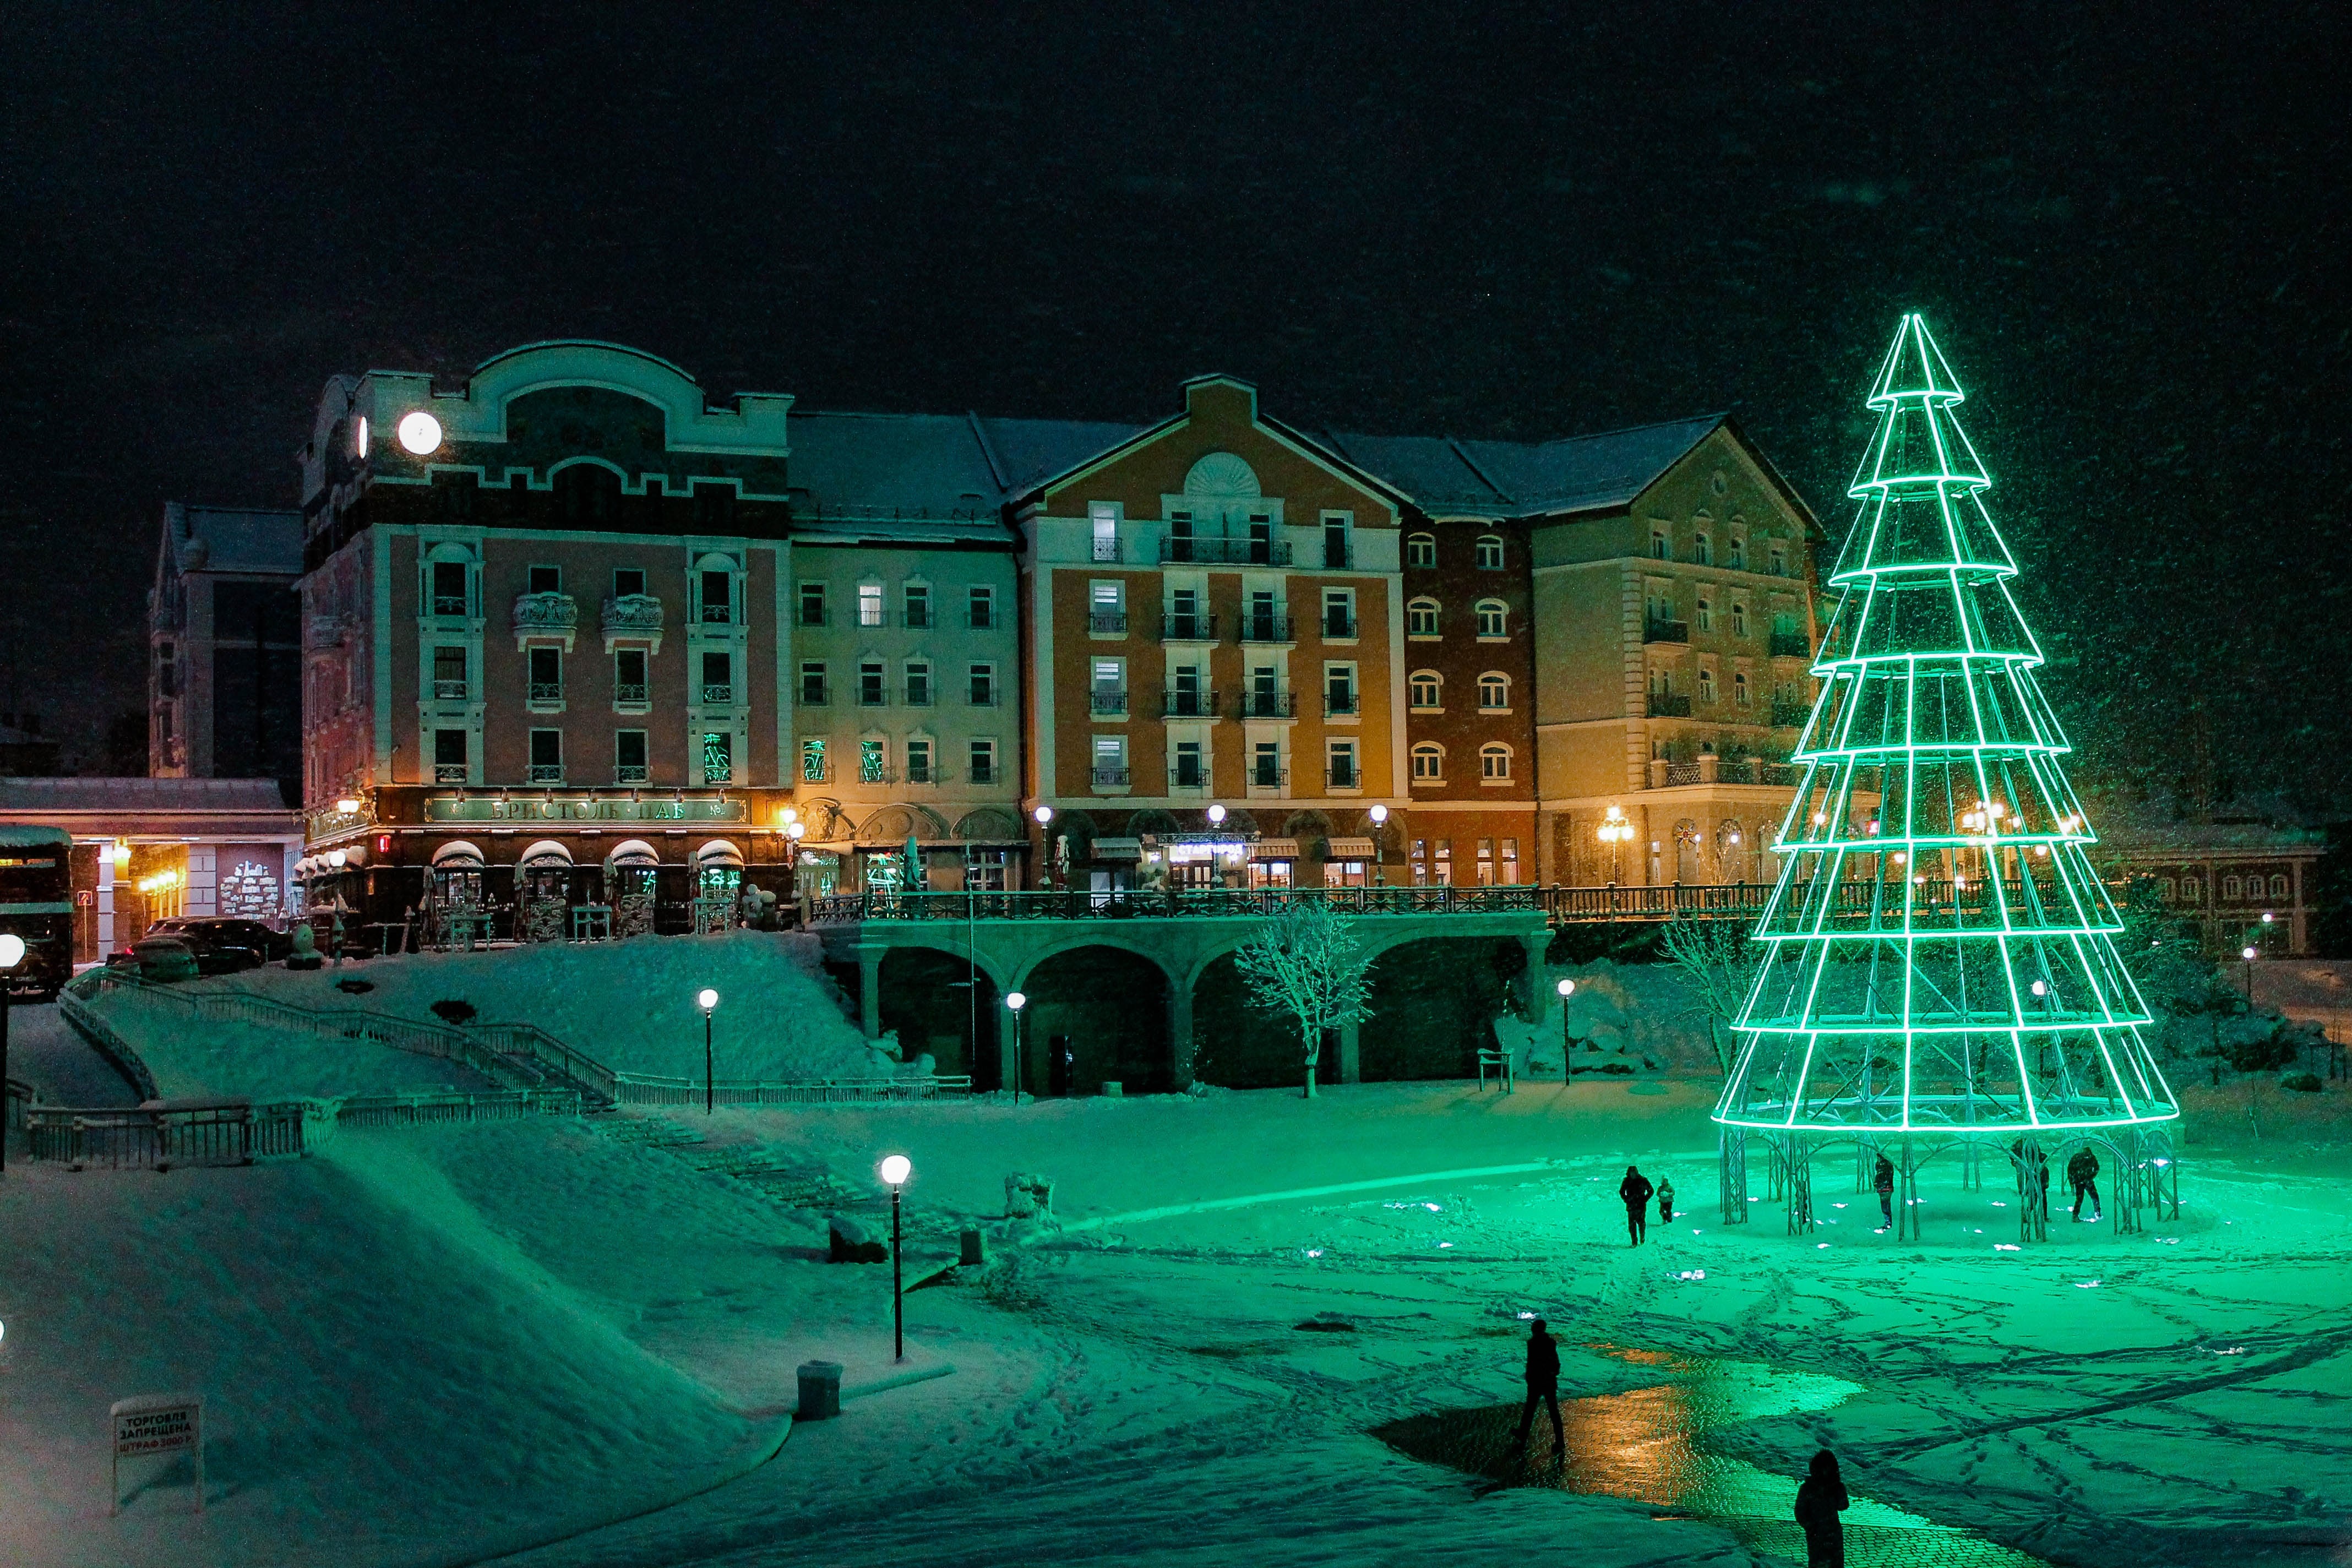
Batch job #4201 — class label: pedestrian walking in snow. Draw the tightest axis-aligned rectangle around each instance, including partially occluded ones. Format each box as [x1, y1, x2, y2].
[1656, 1177, 1676, 1226]
[1872, 1153, 1895, 1229]
[1619, 1166, 1654, 1245]
[2067, 1147, 2103, 1221]
[1511, 1317, 1565, 1461]
[1794, 1449, 1850, 1567]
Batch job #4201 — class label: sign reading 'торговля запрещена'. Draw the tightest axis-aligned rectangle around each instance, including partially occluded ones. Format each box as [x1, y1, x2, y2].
[112, 1393, 203, 1514]
[424, 796, 748, 824]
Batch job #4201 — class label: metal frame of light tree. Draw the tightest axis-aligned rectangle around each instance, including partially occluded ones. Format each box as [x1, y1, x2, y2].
[1712, 315, 2181, 1243]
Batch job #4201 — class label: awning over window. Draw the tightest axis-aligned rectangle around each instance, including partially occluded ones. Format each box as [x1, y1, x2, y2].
[1250, 838, 1300, 861]
[518, 839, 573, 868]
[605, 838, 660, 867]
[1325, 837, 1377, 859]
[1090, 836, 1143, 861]
[695, 838, 744, 868]
[432, 840, 486, 869]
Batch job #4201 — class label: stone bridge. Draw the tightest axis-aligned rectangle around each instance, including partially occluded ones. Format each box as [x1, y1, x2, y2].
[808, 887, 1555, 1089]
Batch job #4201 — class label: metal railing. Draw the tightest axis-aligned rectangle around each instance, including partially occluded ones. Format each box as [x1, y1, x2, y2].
[701, 683, 734, 704]
[799, 682, 830, 706]
[1090, 689, 1129, 715]
[1162, 613, 1217, 641]
[611, 1072, 974, 1107]
[432, 595, 472, 617]
[614, 764, 650, 783]
[1160, 537, 1291, 566]
[25, 1101, 325, 1169]
[615, 682, 650, 705]
[809, 885, 1549, 923]
[1091, 766, 1131, 788]
[905, 605, 932, 629]
[903, 684, 934, 707]
[1772, 631, 1812, 658]
[1324, 693, 1358, 717]
[699, 602, 735, 624]
[1648, 693, 1692, 717]
[529, 681, 564, 703]
[435, 763, 468, 783]
[527, 763, 565, 783]
[1088, 612, 1128, 634]
[1163, 689, 1219, 718]
[1645, 618, 1690, 645]
[858, 684, 888, 706]
[1238, 690, 1295, 718]
[968, 684, 998, 706]
[433, 678, 469, 700]
[1239, 616, 1295, 644]
[1321, 614, 1357, 639]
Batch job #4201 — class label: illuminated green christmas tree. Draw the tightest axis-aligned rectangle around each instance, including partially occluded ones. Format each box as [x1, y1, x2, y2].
[1713, 315, 2179, 1233]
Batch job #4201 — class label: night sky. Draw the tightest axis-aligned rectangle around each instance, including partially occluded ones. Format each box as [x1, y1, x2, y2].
[6, 3, 2346, 815]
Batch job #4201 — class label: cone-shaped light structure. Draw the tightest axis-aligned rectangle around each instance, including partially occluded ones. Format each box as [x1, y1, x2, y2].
[1713, 315, 2179, 1138]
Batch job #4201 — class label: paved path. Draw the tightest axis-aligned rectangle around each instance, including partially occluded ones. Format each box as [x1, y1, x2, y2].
[5, 999, 140, 1106]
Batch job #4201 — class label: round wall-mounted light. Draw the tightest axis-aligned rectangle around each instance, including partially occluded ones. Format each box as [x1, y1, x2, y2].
[397, 411, 443, 455]
[786, 821, 806, 841]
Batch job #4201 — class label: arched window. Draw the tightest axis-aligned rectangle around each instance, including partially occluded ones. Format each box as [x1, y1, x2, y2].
[1408, 597, 1441, 636]
[1411, 743, 1445, 781]
[1734, 671, 1751, 706]
[1694, 532, 1712, 566]
[1728, 534, 1746, 569]
[1652, 530, 1671, 560]
[2223, 875, 2242, 900]
[1475, 535, 1505, 570]
[1406, 533, 1437, 568]
[2182, 878, 2201, 902]
[2159, 877, 2176, 899]
[1477, 672, 1510, 710]
[1409, 670, 1443, 710]
[1732, 601, 1748, 636]
[1697, 666, 1717, 704]
[1696, 596, 1713, 631]
[1479, 744, 1512, 781]
[2270, 874, 2290, 897]
[1473, 599, 1507, 638]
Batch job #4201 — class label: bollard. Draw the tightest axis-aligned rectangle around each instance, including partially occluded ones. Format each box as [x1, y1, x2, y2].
[796, 1360, 843, 1420]
[959, 1227, 986, 1267]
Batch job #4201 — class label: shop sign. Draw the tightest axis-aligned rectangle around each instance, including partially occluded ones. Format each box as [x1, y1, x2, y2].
[425, 796, 747, 824]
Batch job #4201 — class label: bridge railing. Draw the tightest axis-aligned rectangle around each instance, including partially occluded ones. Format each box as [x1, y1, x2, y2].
[809, 886, 1548, 924]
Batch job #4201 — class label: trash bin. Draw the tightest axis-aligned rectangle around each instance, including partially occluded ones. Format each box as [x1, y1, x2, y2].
[796, 1360, 843, 1420]
[959, 1227, 986, 1267]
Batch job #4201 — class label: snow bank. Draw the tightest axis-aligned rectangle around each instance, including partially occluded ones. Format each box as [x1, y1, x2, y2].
[1534, 959, 1724, 1074]
[154, 930, 882, 1084]
[89, 988, 502, 1101]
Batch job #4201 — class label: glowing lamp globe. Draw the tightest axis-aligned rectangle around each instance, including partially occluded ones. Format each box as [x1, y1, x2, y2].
[2242, 946, 2258, 962]
[327, 849, 347, 867]
[1556, 978, 1575, 998]
[0, 933, 26, 968]
[1369, 804, 1388, 824]
[1005, 990, 1026, 1012]
[698, 987, 719, 1010]
[336, 796, 361, 814]
[396, 411, 443, 455]
[878, 1154, 912, 1188]
[1032, 805, 1053, 826]
[785, 821, 806, 841]
[1207, 803, 1226, 825]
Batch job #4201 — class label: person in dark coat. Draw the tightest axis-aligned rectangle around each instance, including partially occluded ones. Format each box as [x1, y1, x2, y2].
[2067, 1147, 2102, 1221]
[1794, 1449, 1850, 1566]
[1656, 1176, 1676, 1226]
[1872, 1153, 1896, 1228]
[1511, 1317, 1565, 1460]
[1619, 1166, 1654, 1245]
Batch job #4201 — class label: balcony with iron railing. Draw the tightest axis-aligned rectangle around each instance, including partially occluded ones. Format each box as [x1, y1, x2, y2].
[432, 679, 470, 700]
[1089, 612, 1128, 635]
[1162, 612, 1218, 642]
[1643, 617, 1690, 645]
[966, 609, 996, 630]
[903, 684, 934, 707]
[614, 764, 650, 784]
[701, 683, 734, 705]
[1090, 689, 1130, 716]
[431, 595, 473, 618]
[699, 600, 736, 625]
[1163, 688, 1220, 719]
[967, 685, 999, 707]
[1770, 631, 1812, 658]
[799, 682, 830, 706]
[905, 606, 932, 629]
[528, 681, 565, 705]
[1239, 615, 1295, 645]
[527, 764, 565, 784]
[1326, 762, 1360, 790]
[1647, 693, 1692, 717]
[1645, 754, 1803, 789]
[1237, 690, 1297, 718]
[1168, 766, 1210, 791]
[1324, 692, 1359, 718]
[1771, 699, 1810, 728]
[1091, 766, 1131, 789]
[1159, 536, 1292, 566]
[1246, 763, 1289, 790]
[858, 684, 888, 707]
[1321, 612, 1357, 640]
[810, 883, 1550, 924]
[434, 763, 468, 783]
[602, 594, 663, 640]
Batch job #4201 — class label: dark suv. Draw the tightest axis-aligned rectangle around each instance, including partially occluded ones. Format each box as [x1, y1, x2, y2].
[144, 917, 294, 974]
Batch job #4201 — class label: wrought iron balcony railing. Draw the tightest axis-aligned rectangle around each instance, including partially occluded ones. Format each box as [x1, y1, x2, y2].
[1237, 690, 1295, 718]
[1647, 693, 1692, 717]
[513, 592, 579, 636]
[527, 764, 565, 783]
[602, 594, 663, 638]
[1644, 617, 1690, 645]
[1159, 537, 1291, 566]
[1088, 612, 1128, 634]
[1771, 631, 1812, 658]
[529, 681, 564, 703]
[1090, 689, 1129, 715]
[1163, 688, 1219, 718]
[1162, 613, 1217, 641]
[1239, 616, 1296, 644]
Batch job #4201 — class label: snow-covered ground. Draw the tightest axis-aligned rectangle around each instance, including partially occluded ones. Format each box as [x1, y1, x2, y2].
[4, 1048, 2348, 1567]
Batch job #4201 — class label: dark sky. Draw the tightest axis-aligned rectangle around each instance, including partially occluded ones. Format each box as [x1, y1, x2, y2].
[6, 3, 2347, 813]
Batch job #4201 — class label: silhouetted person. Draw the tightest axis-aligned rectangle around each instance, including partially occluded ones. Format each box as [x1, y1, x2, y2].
[1872, 1153, 1896, 1229]
[1048, 1035, 1075, 1097]
[1511, 1317, 1564, 1461]
[2067, 1147, 2102, 1221]
[1794, 1448, 1850, 1566]
[1656, 1176, 1676, 1226]
[1619, 1166, 1653, 1245]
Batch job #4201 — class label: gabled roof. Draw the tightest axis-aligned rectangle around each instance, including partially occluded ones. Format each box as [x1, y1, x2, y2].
[1322, 415, 1730, 520]
[162, 502, 304, 577]
[783, 410, 1147, 542]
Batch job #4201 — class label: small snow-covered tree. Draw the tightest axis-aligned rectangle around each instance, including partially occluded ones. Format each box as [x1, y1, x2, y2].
[1656, 913, 1757, 1074]
[1233, 902, 1374, 1098]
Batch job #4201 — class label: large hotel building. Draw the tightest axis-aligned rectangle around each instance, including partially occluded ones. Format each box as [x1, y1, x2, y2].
[291, 341, 1827, 927]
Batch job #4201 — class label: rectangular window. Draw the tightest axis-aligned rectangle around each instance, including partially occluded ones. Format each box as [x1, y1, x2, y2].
[1327, 739, 1358, 790]
[432, 644, 468, 699]
[700, 569, 733, 624]
[1325, 663, 1356, 716]
[1093, 734, 1128, 787]
[968, 739, 996, 786]
[801, 737, 828, 783]
[799, 661, 828, 705]
[1247, 514, 1273, 564]
[968, 662, 996, 706]
[1251, 740, 1281, 788]
[1322, 587, 1355, 639]
[615, 729, 649, 783]
[906, 738, 934, 784]
[1500, 838, 1520, 885]
[1410, 837, 1428, 886]
[529, 728, 563, 782]
[858, 584, 884, 628]
[1476, 839, 1495, 886]
[1091, 504, 1119, 562]
[1167, 511, 1196, 561]
[701, 731, 732, 783]
[614, 568, 646, 598]
[859, 738, 888, 784]
[528, 564, 562, 595]
[431, 560, 469, 615]
[1168, 586, 1208, 640]
[967, 585, 995, 629]
[1091, 658, 1125, 715]
[700, 649, 733, 704]
[905, 661, 933, 706]
[614, 647, 648, 705]
[1172, 739, 1204, 789]
[156, 640, 177, 698]
[798, 582, 829, 626]
[1434, 840, 1453, 886]
[528, 645, 563, 703]
[1698, 667, 1717, 704]
[859, 660, 886, 706]
[434, 727, 468, 782]
[905, 583, 931, 628]
[1728, 536, 1746, 570]
[1090, 580, 1126, 634]
[1322, 514, 1351, 569]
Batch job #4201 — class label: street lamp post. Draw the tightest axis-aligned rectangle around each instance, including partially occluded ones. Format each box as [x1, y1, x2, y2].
[698, 987, 719, 1114]
[1032, 804, 1054, 890]
[2241, 945, 2258, 1008]
[879, 1153, 912, 1362]
[0, 932, 23, 1174]
[1005, 990, 1027, 1104]
[1369, 804, 1389, 888]
[1597, 805, 1634, 889]
[1555, 976, 1576, 1082]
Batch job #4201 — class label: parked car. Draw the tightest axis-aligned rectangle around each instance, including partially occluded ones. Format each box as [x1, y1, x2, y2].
[143, 916, 294, 974]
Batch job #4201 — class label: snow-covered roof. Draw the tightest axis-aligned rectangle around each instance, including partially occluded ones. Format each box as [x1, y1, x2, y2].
[0, 777, 291, 813]
[162, 502, 304, 578]
[785, 411, 1148, 541]
[1322, 415, 1730, 519]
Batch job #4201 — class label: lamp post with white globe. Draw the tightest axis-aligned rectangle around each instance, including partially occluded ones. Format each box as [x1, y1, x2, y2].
[698, 988, 719, 1114]
[879, 1153, 912, 1361]
[1369, 804, 1389, 887]
[0, 932, 23, 1174]
[1005, 990, 1027, 1105]
[1554, 976, 1576, 1081]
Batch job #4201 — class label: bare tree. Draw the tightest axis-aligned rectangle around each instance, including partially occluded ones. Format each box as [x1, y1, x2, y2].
[1656, 913, 1759, 1074]
[1234, 902, 1375, 1098]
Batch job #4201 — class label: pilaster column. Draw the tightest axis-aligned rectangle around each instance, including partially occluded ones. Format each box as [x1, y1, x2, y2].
[1169, 974, 1196, 1088]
